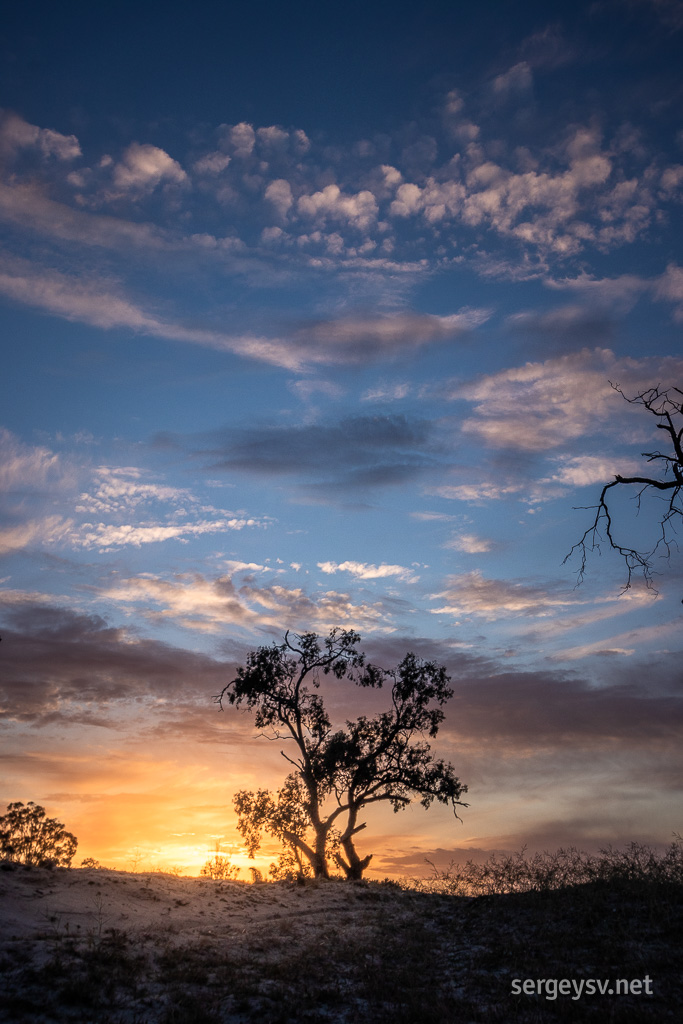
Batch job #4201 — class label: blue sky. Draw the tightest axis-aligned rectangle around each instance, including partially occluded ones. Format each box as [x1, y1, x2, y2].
[1, 0, 682, 874]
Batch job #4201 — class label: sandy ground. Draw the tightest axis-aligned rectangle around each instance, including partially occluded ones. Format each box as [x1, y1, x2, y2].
[0, 865, 358, 943]
[0, 865, 680, 1022]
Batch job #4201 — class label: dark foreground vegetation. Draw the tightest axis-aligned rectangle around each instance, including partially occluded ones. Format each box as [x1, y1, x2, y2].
[0, 842, 681, 1023]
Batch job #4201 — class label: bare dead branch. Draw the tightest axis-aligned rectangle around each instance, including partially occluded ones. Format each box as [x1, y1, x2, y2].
[565, 384, 683, 591]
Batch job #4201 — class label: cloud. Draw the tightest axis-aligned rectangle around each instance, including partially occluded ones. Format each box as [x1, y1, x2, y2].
[287, 310, 487, 364]
[507, 304, 616, 350]
[549, 617, 682, 661]
[362, 381, 411, 402]
[99, 572, 393, 634]
[74, 517, 260, 553]
[491, 61, 533, 97]
[75, 467, 193, 515]
[540, 454, 643, 488]
[0, 516, 73, 555]
[264, 178, 293, 221]
[444, 534, 493, 554]
[197, 413, 439, 494]
[0, 601, 231, 725]
[453, 348, 683, 451]
[0, 111, 81, 162]
[297, 184, 378, 232]
[431, 571, 577, 620]
[318, 561, 419, 582]
[0, 253, 485, 370]
[113, 143, 187, 191]
[654, 263, 683, 320]
[288, 379, 345, 403]
[0, 428, 65, 492]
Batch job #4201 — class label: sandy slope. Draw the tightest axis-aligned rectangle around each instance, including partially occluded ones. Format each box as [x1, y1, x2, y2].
[0, 865, 357, 942]
[0, 865, 680, 1022]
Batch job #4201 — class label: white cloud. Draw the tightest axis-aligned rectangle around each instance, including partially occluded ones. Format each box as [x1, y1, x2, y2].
[541, 454, 643, 488]
[113, 143, 187, 191]
[75, 517, 262, 553]
[76, 467, 193, 514]
[453, 348, 683, 451]
[318, 560, 419, 582]
[100, 572, 391, 634]
[445, 533, 493, 553]
[297, 184, 379, 232]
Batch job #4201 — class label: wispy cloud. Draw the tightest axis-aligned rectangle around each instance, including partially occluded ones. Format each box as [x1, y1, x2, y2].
[444, 533, 494, 554]
[452, 349, 683, 450]
[317, 560, 419, 582]
[431, 570, 577, 620]
[75, 517, 260, 553]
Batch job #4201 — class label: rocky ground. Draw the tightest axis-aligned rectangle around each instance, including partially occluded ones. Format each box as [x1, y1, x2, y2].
[0, 865, 681, 1022]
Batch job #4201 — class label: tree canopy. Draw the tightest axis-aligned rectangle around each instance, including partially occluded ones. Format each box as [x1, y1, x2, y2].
[217, 629, 467, 880]
[0, 801, 78, 868]
[565, 383, 683, 590]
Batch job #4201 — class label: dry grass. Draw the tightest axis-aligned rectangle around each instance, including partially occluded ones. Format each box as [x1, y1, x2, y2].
[0, 842, 681, 1022]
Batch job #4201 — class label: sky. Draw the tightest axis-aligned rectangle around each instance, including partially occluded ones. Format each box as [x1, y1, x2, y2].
[1, 0, 683, 877]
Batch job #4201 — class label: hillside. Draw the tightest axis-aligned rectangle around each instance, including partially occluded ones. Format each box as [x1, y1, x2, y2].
[0, 864, 681, 1022]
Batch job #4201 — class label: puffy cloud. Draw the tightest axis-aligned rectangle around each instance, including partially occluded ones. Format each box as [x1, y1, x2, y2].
[264, 178, 293, 221]
[0, 111, 81, 162]
[113, 143, 187, 190]
[99, 572, 392, 634]
[76, 467, 192, 515]
[297, 184, 378, 232]
[228, 122, 256, 158]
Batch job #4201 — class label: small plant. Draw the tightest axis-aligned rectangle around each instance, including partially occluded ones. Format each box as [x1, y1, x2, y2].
[0, 801, 78, 867]
[81, 857, 102, 869]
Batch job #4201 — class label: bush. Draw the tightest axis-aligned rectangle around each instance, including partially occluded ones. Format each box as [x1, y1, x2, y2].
[0, 801, 78, 868]
[200, 853, 240, 880]
[412, 838, 683, 896]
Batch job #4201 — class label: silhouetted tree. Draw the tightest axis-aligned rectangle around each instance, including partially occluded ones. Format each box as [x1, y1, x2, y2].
[217, 629, 467, 880]
[0, 801, 77, 868]
[565, 383, 683, 590]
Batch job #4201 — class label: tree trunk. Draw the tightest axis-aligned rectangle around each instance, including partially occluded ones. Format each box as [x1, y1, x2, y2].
[337, 809, 372, 880]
